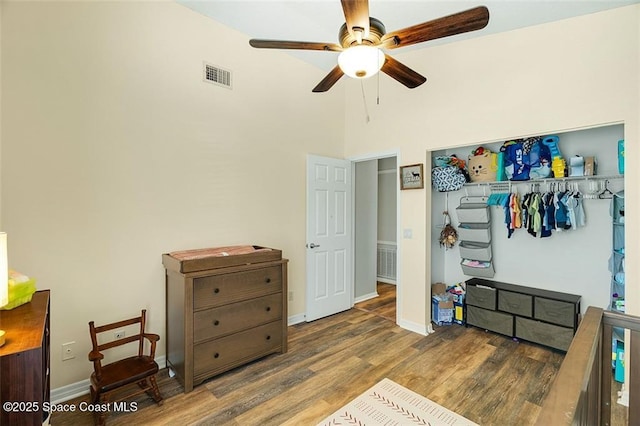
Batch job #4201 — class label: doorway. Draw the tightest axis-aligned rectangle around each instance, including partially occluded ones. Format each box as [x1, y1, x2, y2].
[353, 154, 399, 324]
[304, 152, 400, 323]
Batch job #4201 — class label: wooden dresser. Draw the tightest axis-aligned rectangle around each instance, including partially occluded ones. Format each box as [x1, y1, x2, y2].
[0, 290, 51, 426]
[163, 247, 288, 392]
[465, 278, 580, 351]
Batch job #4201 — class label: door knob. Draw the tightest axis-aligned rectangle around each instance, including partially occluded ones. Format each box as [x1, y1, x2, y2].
[307, 243, 320, 249]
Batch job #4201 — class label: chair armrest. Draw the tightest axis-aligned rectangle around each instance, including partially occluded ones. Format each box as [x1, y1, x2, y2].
[88, 350, 104, 362]
[143, 333, 160, 358]
[143, 333, 160, 343]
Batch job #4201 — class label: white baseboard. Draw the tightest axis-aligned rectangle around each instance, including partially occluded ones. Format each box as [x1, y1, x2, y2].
[398, 318, 429, 336]
[50, 355, 167, 404]
[354, 292, 379, 304]
[617, 388, 629, 406]
[376, 278, 396, 285]
[50, 378, 90, 404]
[288, 313, 306, 325]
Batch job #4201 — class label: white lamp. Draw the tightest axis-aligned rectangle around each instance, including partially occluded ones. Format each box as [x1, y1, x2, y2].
[0, 232, 7, 347]
[338, 45, 385, 79]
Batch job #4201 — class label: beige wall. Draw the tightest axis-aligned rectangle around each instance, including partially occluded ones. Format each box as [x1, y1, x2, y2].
[344, 5, 640, 329]
[1, 1, 345, 388]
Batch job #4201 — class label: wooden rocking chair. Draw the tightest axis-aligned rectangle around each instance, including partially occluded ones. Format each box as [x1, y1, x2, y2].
[88, 309, 163, 425]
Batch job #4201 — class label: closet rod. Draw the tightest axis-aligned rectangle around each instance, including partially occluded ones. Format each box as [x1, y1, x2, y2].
[462, 174, 623, 187]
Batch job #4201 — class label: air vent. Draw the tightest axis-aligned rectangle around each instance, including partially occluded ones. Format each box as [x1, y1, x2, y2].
[203, 62, 232, 89]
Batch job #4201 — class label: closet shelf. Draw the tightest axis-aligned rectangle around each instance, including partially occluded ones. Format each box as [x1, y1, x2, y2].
[463, 174, 623, 187]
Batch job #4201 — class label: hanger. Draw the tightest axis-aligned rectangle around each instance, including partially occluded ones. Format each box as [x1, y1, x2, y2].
[598, 180, 614, 199]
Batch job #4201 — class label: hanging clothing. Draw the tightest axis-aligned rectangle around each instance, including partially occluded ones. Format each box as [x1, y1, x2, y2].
[555, 191, 570, 230]
[563, 191, 586, 229]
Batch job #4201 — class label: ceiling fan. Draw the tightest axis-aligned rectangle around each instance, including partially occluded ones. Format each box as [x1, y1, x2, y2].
[249, 1, 490, 93]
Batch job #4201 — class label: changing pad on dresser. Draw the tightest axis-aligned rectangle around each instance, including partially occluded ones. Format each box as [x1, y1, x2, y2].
[163, 245, 282, 273]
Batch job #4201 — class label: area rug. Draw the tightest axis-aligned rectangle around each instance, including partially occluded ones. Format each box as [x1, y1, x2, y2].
[318, 378, 478, 426]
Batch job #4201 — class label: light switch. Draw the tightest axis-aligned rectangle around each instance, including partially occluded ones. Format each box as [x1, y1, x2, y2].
[403, 229, 413, 239]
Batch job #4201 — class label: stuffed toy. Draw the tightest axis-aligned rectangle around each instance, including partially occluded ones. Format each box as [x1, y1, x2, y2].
[468, 147, 497, 182]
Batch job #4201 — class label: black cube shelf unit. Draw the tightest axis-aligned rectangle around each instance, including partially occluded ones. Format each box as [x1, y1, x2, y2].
[465, 278, 581, 352]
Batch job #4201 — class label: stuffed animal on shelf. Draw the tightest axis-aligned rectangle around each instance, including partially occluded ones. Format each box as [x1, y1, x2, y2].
[468, 147, 497, 182]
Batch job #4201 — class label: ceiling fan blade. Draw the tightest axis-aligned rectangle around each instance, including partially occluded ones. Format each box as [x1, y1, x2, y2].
[312, 66, 344, 93]
[249, 39, 342, 52]
[341, 0, 370, 39]
[381, 55, 426, 89]
[380, 6, 489, 49]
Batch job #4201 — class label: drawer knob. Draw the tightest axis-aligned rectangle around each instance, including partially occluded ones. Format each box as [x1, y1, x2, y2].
[214, 288, 220, 294]
[214, 352, 220, 358]
[266, 335, 271, 340]
[266, 306, 271, 312]
[214, 320, 220, 326]
[265, 277, 272, 283]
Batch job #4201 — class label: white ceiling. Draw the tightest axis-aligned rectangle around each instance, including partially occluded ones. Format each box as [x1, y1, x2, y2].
[179, 0, 639, 71]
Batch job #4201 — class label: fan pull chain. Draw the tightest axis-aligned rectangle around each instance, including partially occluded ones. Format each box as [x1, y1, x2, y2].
[377, 70, 380, 105]
[360, 80, 370, 123]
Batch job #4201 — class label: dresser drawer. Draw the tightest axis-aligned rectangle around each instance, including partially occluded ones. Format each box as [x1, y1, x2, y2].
[515, 317, 574, 351]
[467, 306, 513, 336]
[466, 285, 497, 310]
[194, 293, 282, 343]
[194, 321, 282, 378]
[194, 266, 282, 309]
[498, 290, 532, 317]
[534, 297, 575, 328]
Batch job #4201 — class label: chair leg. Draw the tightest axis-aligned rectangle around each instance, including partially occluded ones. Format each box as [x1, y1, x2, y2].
[136, 377, 163, 406]
[94, 394, 109, 426]
[89, 387, 107, 426]
[149, 375, 164, 405]
[90, 386, 98, 404]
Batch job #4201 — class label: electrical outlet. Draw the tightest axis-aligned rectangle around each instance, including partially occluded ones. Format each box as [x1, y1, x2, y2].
[288, 291, 294, 301]
[62, 341, 76, 361]
[114, 330, 125, 340]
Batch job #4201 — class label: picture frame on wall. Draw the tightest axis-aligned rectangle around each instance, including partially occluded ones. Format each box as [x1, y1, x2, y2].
[400, 163, 424, 190]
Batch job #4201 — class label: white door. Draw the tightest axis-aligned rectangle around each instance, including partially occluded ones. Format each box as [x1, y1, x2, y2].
[306, 154, 352, 322]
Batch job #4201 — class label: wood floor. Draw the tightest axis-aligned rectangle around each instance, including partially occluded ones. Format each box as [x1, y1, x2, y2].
[52, 286, 569, 426]
[353, 282, 396, 321]
[50, 283, 630, 426]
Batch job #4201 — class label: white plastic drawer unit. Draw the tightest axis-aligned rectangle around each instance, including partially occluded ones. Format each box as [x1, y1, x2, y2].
[457, 223, 491, 243]
[456, 202, 490, 223]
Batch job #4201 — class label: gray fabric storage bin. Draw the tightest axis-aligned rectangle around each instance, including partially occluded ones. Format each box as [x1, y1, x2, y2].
[498, 290, 533, 317]
[456, 203, 490, 223]
[461, 259, 495, 278]
[466, 284, 497, 310]
[467, 305, 513, 336]
[459, 241, 492, 262]
[515, 317, 574, 351]
[534, 297, 575, 328]
[458, 223, 491, 243]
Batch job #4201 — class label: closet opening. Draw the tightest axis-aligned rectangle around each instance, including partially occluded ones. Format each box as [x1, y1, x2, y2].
[429, 123, 624, 317]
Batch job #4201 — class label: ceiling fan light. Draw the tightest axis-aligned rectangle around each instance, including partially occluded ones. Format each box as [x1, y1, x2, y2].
[338, 45, 385, 79]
